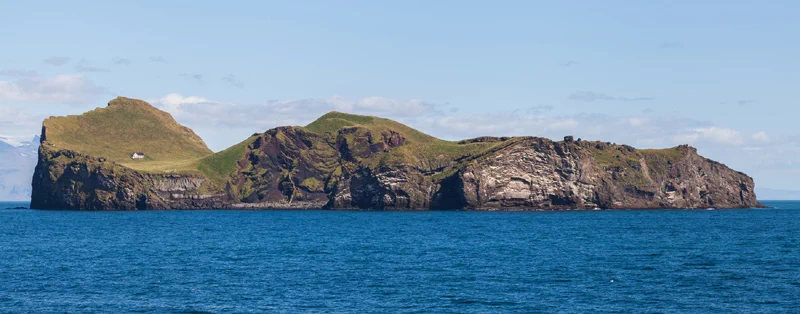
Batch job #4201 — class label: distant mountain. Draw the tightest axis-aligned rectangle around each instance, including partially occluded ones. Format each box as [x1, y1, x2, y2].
[0, 136, 39, 201]
[756, 188, 800, 201]
[0, 137, 16, 150]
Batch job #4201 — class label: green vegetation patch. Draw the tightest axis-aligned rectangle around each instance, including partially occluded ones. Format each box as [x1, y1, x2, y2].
[299, 177, 323, 192]
[640, 147, 687, 178]
[196, 135, 258, 188]
[43, 97, 213, 171]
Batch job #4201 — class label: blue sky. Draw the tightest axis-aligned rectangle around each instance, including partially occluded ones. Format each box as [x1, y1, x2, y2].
[1, 0, 798, 190]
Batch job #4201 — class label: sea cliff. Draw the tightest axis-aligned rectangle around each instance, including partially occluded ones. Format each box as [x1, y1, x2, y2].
[31, 97, 763, 210]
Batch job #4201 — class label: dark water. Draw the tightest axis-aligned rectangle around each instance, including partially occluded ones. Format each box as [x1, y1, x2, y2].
[1, 201, 799, 313]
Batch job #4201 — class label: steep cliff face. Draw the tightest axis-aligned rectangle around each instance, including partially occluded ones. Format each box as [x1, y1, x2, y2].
[449, 138, 759, 210]
[225, 130, 760, 210]
[31, 142, 226, 210]
[31, 97, 763, 210]
[226, 127, 339, 208]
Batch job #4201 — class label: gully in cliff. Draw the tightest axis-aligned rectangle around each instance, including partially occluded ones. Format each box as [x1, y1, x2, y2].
[31, 97, 764, 210]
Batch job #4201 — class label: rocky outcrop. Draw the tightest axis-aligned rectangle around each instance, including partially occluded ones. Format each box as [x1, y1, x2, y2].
[226, 126, 338, 208]
[457, 136, 512, 144]
[218, 130, 761, 210]
[449, 138, 760, 210]
[31, 145, 227, 210]
[31, 110, 763, 210]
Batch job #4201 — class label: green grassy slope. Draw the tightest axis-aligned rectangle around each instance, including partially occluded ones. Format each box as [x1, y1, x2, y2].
[195, 135, 258, 186]
[42, 97, 213, 172]
[304, 111, 505, 170]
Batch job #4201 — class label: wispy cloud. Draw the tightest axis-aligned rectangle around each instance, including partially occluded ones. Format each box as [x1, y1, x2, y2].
[180, 73, 203, 81]
[0, 106, 45, 142]
[751, 131, 770, 143]
[659, 41, 683, 49]
[0, 69, 38, 78]
[720, 99, 757, 106]
[568, 91, 654, 102]
[0, 74, 107, 104]
[151, 93, 436, 130]
[559, 61, 578, 67]
[150, 92, 770, 150]
[43, 57, 70, 66]
[113, 57, 132, 65]
[673, 127, 744, 146]
[525, 105, 553, 114]
[221, 74, 244, 88]
[75, 60, 110, 73]
[149, 56, 167, 63]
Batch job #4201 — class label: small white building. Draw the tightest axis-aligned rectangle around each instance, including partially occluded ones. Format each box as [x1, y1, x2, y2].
[131, 152, 146, 159]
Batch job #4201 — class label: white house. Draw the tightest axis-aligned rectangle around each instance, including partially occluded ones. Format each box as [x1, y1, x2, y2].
[131, 152, 145, 159]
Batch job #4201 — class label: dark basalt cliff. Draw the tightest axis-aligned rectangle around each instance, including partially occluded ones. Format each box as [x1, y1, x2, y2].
[31, 147, 226, 210]
[31, 98, 763, 210]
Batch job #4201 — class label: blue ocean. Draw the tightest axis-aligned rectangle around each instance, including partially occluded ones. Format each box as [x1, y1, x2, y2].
[1, 201, 798, 313]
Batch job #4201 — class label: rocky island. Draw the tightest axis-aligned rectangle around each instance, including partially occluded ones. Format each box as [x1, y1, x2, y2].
[31, 97, 763, 210]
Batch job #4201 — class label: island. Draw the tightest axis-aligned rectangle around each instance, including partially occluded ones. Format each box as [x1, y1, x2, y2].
[31, 97, 763, 210]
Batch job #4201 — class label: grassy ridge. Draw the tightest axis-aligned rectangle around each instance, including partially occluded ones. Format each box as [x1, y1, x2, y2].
[304, 111, 504, 171]
[43, 97, 213, 171]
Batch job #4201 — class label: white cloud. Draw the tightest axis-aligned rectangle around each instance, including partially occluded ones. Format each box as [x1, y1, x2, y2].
[0, 74, 107, 104]
[148, 94, 781, 153]
[151, 93, 768, 151]
[75, 60, 110, 73]
[149, 56, 167, 63]
[329, 95, 434, 117]
[150, 93, 438, 131]
[751, 131, 770, 143]
[221, 74, 244, 88]
[568, 91, 654, 102]
[674, 127, 743, 145]
[408, 112, 708, 147]
[43, 57, 70, 66]
[155, 93, 209, 107]
[113, 57, 131, 65]
[0, 69, 38, 78]
[628, 117, 647, 127]
[0, 106, 44, 142]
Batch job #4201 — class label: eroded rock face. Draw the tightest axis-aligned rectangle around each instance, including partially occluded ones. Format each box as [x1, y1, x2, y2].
[457, 138, 598, 210]
[32, 126, 762, 210]
[450, 139, 760, 210]
[31, 146, 226, 210]
[331, 165, 434, 210]
[227, 126, 338, 209]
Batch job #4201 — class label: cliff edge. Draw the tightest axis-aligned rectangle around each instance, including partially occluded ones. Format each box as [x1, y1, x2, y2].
[31, 97, 763, 210]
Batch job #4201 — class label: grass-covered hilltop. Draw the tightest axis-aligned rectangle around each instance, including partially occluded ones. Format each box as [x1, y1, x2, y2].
[31, 97, 763, 210]
[42, 97, 213, 168]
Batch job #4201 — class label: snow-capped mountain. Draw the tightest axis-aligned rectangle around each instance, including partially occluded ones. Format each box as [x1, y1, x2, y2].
[0, 136, 39, 201]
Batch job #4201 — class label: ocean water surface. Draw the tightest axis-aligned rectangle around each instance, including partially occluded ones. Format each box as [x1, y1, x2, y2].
[1, 201, 799, 313]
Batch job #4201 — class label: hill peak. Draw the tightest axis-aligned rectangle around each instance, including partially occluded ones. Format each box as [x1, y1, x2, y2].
[106, 96, 160, 111]
[319, 111, 377, 121]
[304, 111, 378, 134]
[108, 96, 145, 105]
[42, 97, 212, 167]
